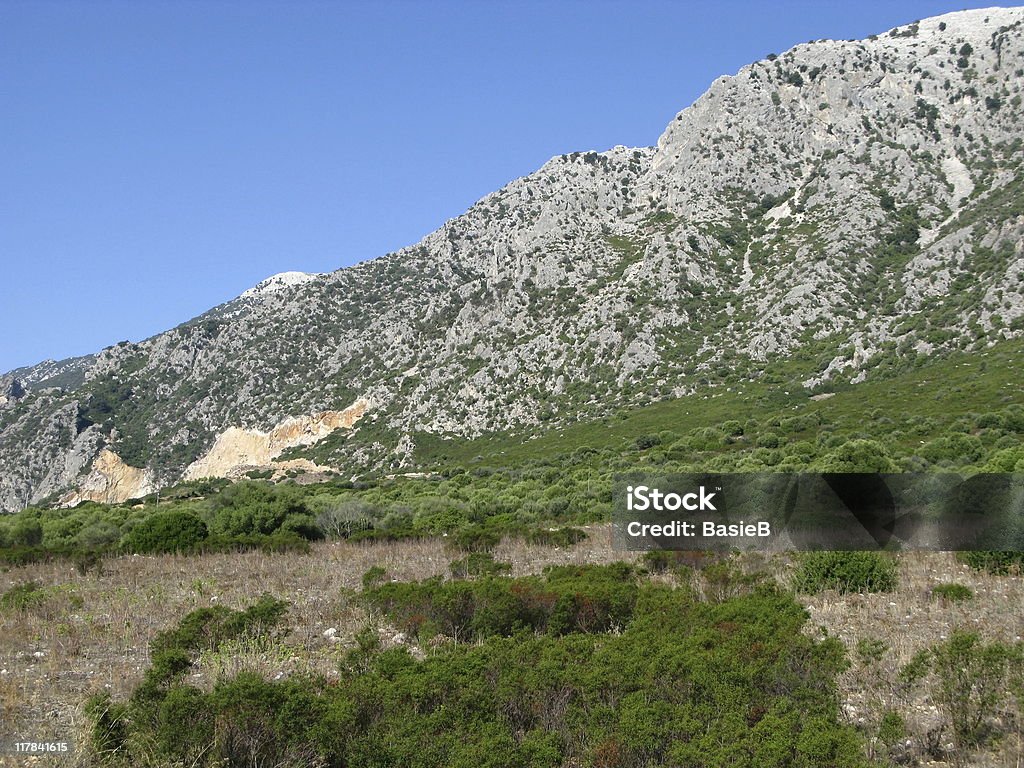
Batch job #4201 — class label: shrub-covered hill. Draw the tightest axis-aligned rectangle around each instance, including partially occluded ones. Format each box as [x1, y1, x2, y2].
[2, 334, 1023, 562]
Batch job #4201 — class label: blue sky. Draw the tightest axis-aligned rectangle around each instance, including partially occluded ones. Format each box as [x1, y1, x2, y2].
[0, 0, 1001, 372]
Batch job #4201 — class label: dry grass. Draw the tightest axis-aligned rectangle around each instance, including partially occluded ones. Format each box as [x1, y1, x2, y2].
[0, 527, 633, 766]
[799, 551, 1024, 767]
[0, 534, 1020, 767]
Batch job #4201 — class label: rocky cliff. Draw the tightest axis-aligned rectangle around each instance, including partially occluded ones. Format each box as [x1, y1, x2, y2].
[2, 8, 1022, 511]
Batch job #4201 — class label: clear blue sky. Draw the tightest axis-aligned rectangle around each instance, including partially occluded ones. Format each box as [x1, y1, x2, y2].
[0, 0, 1001, 372]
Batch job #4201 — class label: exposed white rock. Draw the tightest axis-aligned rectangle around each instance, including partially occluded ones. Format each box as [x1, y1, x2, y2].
[239, 271, 320, 299]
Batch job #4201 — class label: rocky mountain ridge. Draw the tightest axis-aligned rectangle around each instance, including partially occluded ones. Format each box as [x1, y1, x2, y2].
[2, 7, 1023, 511]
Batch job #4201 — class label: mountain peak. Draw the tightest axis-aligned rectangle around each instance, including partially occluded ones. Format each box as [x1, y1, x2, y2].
[239, 271, 321, 299]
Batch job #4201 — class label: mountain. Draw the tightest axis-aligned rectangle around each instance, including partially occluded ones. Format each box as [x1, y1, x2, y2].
[2, 7, 1023, 512]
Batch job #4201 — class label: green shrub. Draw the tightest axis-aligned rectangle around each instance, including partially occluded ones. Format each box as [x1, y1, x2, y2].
[854, 638, 887, 666]
[413, 497, 470, 534]
[451, 525, 500, 552]
[207, 481, 309, 536]
[919, 434, 985, 465]
[0, 581, 46, 611]
[0, 545, 60, 567]
[91, 572, 867, 768]
[449, 552, 512, 579]
[793, 551, 897, 594]
[122, 594, 291, 750]
[361, 565, 388, 590]
[151, 594, 289, 659]
[525, 527, 588, 548]
[0, 581, 81, 615]
[721, 419, 745, 437]
[818, 439, 900, 472]
[279, 513, 324, 540]
[897, 649, 932, 690]
[84, 691, 128, 756]
[959, 551, 1024, 574]
[930, 583, 974, 602]
[9, 518, 43, 547]
[123, 511, 208, 554]
[74, 520, 121, 549]
[634, 433, 662, 450]
[642, 550, 680, 574]
[932, 632, 1014, 753]
[364, 564, 638, 641]
[877, 710, 905, 748]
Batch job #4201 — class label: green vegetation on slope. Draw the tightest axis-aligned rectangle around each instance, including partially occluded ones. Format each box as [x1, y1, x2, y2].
[2, 337, 1023, 565]
[408, 337, 1024, 469]
[88, 566, 871, 768]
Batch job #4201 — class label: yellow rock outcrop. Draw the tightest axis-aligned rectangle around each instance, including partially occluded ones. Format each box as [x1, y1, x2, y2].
[183, 398, 370, 480]
[61, 449, 157, 507]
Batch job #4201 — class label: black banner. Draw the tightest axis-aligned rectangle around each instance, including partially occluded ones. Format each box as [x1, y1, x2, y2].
[612, 473, 1024, 551]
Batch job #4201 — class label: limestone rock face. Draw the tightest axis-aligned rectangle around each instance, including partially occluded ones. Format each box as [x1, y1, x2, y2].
[239, 271, 322, 300]
[2, 8, 1023, 510]
[0, 376, 25, 408]
[59, 450, 156, 507]
[183, 398, 370, 479]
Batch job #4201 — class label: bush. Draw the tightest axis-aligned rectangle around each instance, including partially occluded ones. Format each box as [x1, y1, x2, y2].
[9, 518, 43, 547]
[310, 496, 378, 538]
[151, 594, 289, 659]
[919, 434, 984, 465]
[95, 594, 291, 758]
[450, 553, 512, 579]
[959, 551, 1024, 575]
[525, 527, 587, 548]
[932, 632, 1014, 754]
[84, 691, 128, 756]
[208, 482, 309, 537]
[75, 520, 121, 549]
[92, 571, 867, 768]
[877, 710, 906, 749]
[124, 511, 208, 554]
[413, 497, 470, 534]
[364, 564, 639, 641]
[855, 637, 887, 665]
[793, 551, 898, 594]
[721, 420, 745, 437]
[634, 433, 662, 450]
[0, 581, 46, 611]
[818, 439, 899, 472]
[451, 525, 500, 553]
[930, 583, 974, 602]
[642, 550, 678, 574]
[279, 513, 324, 540]
[361, 565, 388, 590]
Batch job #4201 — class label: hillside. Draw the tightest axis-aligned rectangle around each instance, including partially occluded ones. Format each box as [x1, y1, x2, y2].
[1, 7, 1023, 512]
